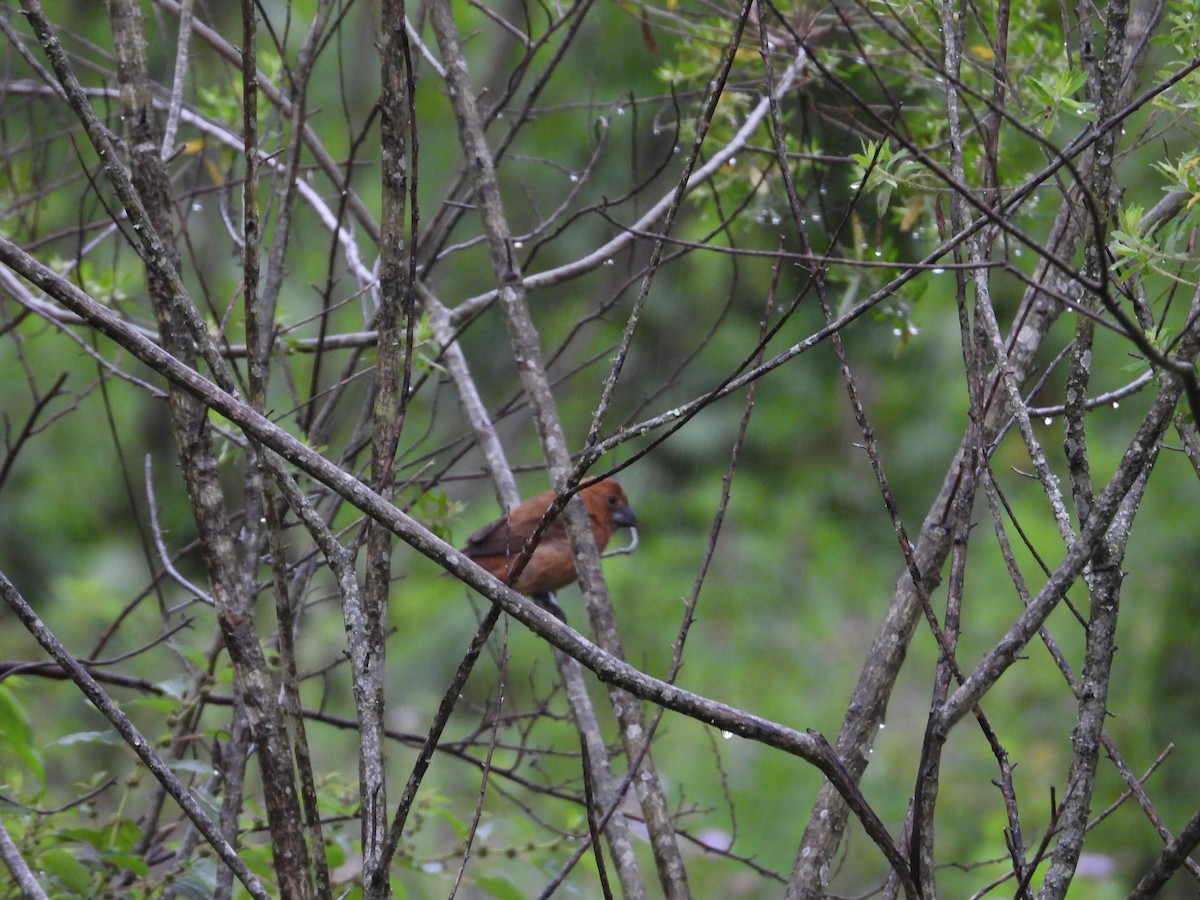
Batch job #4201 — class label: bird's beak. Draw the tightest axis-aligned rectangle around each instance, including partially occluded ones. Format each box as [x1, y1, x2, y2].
[613, 506, 638, 529]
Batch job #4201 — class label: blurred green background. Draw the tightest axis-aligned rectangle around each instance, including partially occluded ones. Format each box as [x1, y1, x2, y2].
[2, 0, 1199, 896]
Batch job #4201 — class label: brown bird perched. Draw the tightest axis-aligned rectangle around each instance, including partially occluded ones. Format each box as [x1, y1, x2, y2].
[462, 479, 637, 599]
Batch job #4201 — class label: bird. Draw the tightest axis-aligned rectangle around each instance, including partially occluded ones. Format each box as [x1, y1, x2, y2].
[462, 479, 637, 600]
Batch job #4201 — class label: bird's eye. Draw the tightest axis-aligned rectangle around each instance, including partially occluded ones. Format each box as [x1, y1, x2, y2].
[607, 494, 618, 506]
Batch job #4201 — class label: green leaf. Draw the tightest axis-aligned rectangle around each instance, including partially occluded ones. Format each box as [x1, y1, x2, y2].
[39, 846, 92, 893]
[155, 674, 192, 700]
[173, 859, 218, 899]
[47, 730, 123, 748]
[58, 819, 139, 852]
[166, 758, 216, 776]
[476, 875, 526, 900]
[0, 683, 46, 785]
[102, 851, 150, 876]
[430, 805, 469, 841]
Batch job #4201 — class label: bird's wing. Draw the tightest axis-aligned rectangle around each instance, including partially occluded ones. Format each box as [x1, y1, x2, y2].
[465, 512, 565, 559]
[464, 516, 513, 555]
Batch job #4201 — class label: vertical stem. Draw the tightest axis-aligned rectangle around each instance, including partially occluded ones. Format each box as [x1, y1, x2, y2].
[358, 1, 412, 895]
[425, 1, 680, 895]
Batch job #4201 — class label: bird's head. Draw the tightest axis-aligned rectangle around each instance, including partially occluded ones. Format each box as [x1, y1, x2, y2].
[581, 479, 637, 529]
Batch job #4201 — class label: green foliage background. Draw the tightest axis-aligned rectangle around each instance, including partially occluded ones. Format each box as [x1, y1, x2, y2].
[3, 0, 1200, 896]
